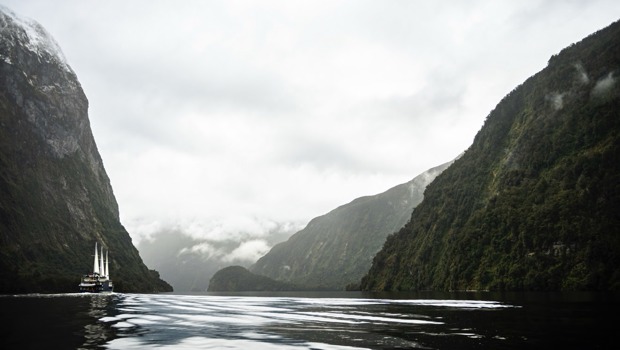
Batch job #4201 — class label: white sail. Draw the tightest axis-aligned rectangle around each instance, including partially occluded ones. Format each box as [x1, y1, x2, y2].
[100, 245, 105, 277]
[93, 242, 100, 275]
[105, 250, 109, 279]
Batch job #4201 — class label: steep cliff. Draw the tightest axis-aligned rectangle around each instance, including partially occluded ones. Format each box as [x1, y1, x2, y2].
[361, 19, 620, 291]
[250, 160, 454, 290]
[0, 6, 171, 293]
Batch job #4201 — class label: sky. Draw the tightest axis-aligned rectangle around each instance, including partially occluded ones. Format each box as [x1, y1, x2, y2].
[4, 0, 620, 264]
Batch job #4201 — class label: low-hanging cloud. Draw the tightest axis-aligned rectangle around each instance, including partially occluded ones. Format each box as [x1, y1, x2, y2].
[592, 72, 616, 96]
[177, 238, 271, 264]
[547, 92, 565, 110]
[222, 240, 271, 264]
[574, 63, 591, 85]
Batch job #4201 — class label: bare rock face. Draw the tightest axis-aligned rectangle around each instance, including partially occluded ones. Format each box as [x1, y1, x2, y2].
[0, 6, 171, 293]
[2, 7, 87, 156]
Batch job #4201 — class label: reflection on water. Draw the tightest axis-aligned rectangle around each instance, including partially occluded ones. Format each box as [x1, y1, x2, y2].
[0, 291, 616, 349]
[0, 293, 120, 349]
[102, 294, 518, 349]
[82, 294, 117, 348]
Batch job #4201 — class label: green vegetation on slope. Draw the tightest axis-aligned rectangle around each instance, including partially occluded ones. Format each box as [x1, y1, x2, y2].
[361, 19, 620, 292]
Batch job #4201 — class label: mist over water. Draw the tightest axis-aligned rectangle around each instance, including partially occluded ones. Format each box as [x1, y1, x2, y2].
[1, 291, 615, 349]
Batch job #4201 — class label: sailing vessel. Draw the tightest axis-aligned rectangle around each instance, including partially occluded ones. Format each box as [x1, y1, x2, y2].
[79, 242, 114, 293]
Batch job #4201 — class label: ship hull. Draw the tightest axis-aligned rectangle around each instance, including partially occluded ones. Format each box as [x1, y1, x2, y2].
[79, 275, 113, 293]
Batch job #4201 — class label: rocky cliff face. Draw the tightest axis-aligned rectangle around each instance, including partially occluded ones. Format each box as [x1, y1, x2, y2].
[250, 160, 454, 289]
[0, 6, 171, 293]
[361, 19, 620, 292]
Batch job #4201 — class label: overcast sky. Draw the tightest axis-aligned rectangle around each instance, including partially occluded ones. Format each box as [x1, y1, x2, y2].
[4, 0, 620, 262]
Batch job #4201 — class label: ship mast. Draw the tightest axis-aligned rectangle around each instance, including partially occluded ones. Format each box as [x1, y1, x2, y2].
[93, 242, 100, 275]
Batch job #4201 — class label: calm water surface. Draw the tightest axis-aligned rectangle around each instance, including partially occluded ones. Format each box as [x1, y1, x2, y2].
[0, 291, 616, 349]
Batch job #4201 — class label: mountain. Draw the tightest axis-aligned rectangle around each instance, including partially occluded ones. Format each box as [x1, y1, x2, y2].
[208, 266, 304, 292]
[250, 160, 454, 290]
[361, 19, 620, 292]
[0, 6, 171, 293]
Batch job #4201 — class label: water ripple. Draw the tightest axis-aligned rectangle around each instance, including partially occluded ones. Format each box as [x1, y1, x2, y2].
[94, 293, 519, 349]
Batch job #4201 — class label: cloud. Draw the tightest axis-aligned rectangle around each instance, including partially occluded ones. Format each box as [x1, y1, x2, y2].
[592, 72, 616, 96]
[177, 238, 272, 264]
[136, 217, 300, 264]
[547, 92, 565, 111]
[574, 63, 591, 85]
[179, 242, 223, 261]
[222, 240, 271, 264]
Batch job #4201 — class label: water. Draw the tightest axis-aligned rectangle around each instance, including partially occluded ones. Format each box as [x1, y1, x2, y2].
[0, 291, 616, 349]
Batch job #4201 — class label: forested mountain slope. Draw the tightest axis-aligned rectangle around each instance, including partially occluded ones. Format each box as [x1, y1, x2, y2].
[361, 19, 620, 291]
[0, 6, 171, 293]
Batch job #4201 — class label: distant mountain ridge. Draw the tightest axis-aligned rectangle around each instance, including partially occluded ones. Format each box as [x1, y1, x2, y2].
[249, 159, 455, 290]
[0, 6, 171, 293]
[361, 19, 620, 291]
